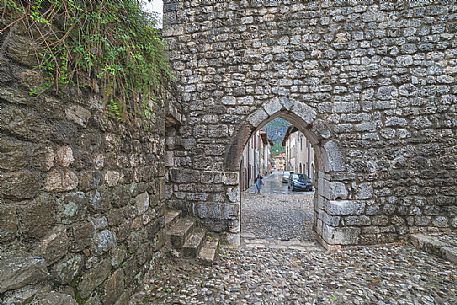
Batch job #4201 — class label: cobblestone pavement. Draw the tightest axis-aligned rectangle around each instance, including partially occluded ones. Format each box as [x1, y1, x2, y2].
[135, 243, 457, 305]
[242, 171, 315, 242]
[132, 172, 457, 305]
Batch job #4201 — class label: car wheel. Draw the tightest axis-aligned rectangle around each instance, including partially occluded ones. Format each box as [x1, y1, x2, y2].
[292, 186, 295, 192]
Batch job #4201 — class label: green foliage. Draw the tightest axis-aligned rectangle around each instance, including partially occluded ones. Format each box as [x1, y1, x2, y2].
[271, 143, 285, 157]
[2, 0, 173, 120]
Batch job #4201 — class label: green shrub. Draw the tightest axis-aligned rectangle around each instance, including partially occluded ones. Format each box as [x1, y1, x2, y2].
[1, 0, 174, 120]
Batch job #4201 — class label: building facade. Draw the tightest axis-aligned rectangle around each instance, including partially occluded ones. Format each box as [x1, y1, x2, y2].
[274, 153, 286, 171]
[240, 130, 272, 191]
[282, 126, 315, 180]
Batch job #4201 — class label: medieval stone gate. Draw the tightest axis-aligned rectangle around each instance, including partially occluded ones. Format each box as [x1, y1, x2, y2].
[163, 0, 457, 248]
[1, 1, 456, 304]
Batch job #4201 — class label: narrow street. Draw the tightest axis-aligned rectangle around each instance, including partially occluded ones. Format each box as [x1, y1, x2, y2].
[241, 170, 316, 243]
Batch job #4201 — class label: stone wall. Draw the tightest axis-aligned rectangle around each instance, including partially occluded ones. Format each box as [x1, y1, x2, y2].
[0, 22, 166, 304]
[163, 0, 457, 247]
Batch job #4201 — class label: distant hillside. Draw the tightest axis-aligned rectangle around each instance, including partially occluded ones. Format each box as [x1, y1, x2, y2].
[264, 118, 290, 157]
[264, 118, 290, 144]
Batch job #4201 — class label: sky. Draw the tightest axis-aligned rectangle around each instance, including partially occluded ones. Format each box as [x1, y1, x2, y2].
[142, 0, 164, 26]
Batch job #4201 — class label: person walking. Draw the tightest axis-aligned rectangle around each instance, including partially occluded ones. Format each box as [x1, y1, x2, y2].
[255, 174, 263, 194]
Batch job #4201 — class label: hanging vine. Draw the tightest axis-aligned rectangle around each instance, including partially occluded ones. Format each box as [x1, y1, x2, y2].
[1, 0, 174, 120]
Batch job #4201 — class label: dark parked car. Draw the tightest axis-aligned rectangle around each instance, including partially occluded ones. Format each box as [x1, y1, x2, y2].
[288, 173, 313, 192]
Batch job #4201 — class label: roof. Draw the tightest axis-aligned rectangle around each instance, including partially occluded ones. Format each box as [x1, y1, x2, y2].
[259, 131, 272, 146]
[281, 126, 299, 146]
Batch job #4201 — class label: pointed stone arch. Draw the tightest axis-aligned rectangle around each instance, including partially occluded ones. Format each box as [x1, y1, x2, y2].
[224, 98, 345, 175]
[223, 98, 353, 249]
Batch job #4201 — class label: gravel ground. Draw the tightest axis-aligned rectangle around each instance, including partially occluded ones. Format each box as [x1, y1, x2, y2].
[135, 244, 457, 305]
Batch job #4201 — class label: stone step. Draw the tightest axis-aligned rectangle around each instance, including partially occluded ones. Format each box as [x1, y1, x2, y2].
[410, 234, 457, 265]
[182, 228, 206, 258]
[198, 236, 219, 266]
[167, 218, 195, 249]
[165, 209, 181, 229]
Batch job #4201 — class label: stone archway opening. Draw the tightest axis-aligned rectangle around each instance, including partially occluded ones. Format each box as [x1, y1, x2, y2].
[224, 99, 350, 249]
[238, 115, 319, 246]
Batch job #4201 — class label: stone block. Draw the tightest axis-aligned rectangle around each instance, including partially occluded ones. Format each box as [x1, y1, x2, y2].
[71, 222, 94, 251]
[325, 200, 365, 216]
[323, 140, 346, 172]
[51, 254, 84, 284]
[105, 171, 121, 187]
[366, 203, 381, 215]
[169, 168, 199, 183]
[222, 172, 239, 185]
[226, 187, 240, 203]
[56, 146, 74, 167]
[0, 171, 41, 199]
[0, 205, 17, 242]
[31, 292, 77, 305]
[44, 169, 78, 192]
[57, 192, 87, 223]
[344, 216, 371, 226]
[193, 202, 238, 220]
[413, 216, 431, 226]
[1, 283, 45, 305]
[328, 181, 348, 200]
[291, 101, 316, 125]
[65, 105, 91, 127]
[135, 192, 150, 215]
[103, 269, 125, 305]
[322, 225, 361, 245]
[111, 247, 127, 268]
[451, 217, 457, 228]
[321, 211, 341, 226]
[0, 136, 28, 171]
[247, 108, 269, 128]
[77, 259, 111, 299]
[432, 216, 449, 228]
[5, 31, 39, 67]
[90, 216, 108, 231]
[0, 252, 48, 294]
[262, 98, 283, 116]
[20, 195, 56, 240]
[221, 96, 236, 105]
[371, 215, 390, 226]
[35, 226, 70, 266]
[356, 183, 373, 200]
[94, 230, 117, 255]
[113, 290, 131, 305]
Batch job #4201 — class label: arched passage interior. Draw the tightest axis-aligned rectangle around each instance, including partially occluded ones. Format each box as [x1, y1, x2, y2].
[223, 99, 354, 249]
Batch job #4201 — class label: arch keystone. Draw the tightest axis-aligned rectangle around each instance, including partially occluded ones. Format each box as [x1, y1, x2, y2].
[247, 108, 269, 128]
[263, 98, 283, 116]
[290, 102, 316, 126]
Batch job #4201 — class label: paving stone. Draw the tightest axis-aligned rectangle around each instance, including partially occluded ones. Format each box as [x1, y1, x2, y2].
[134, 243, 457, 304]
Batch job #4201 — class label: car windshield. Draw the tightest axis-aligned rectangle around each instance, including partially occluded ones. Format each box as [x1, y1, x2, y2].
[296, 174, 308, 181]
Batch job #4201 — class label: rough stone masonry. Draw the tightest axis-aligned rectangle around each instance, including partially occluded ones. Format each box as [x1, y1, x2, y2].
[162, 0, 457, 247]
[0, 20, 167, 305]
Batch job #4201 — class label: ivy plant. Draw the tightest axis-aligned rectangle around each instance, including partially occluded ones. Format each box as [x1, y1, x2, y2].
[1, 0, 174, 120]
